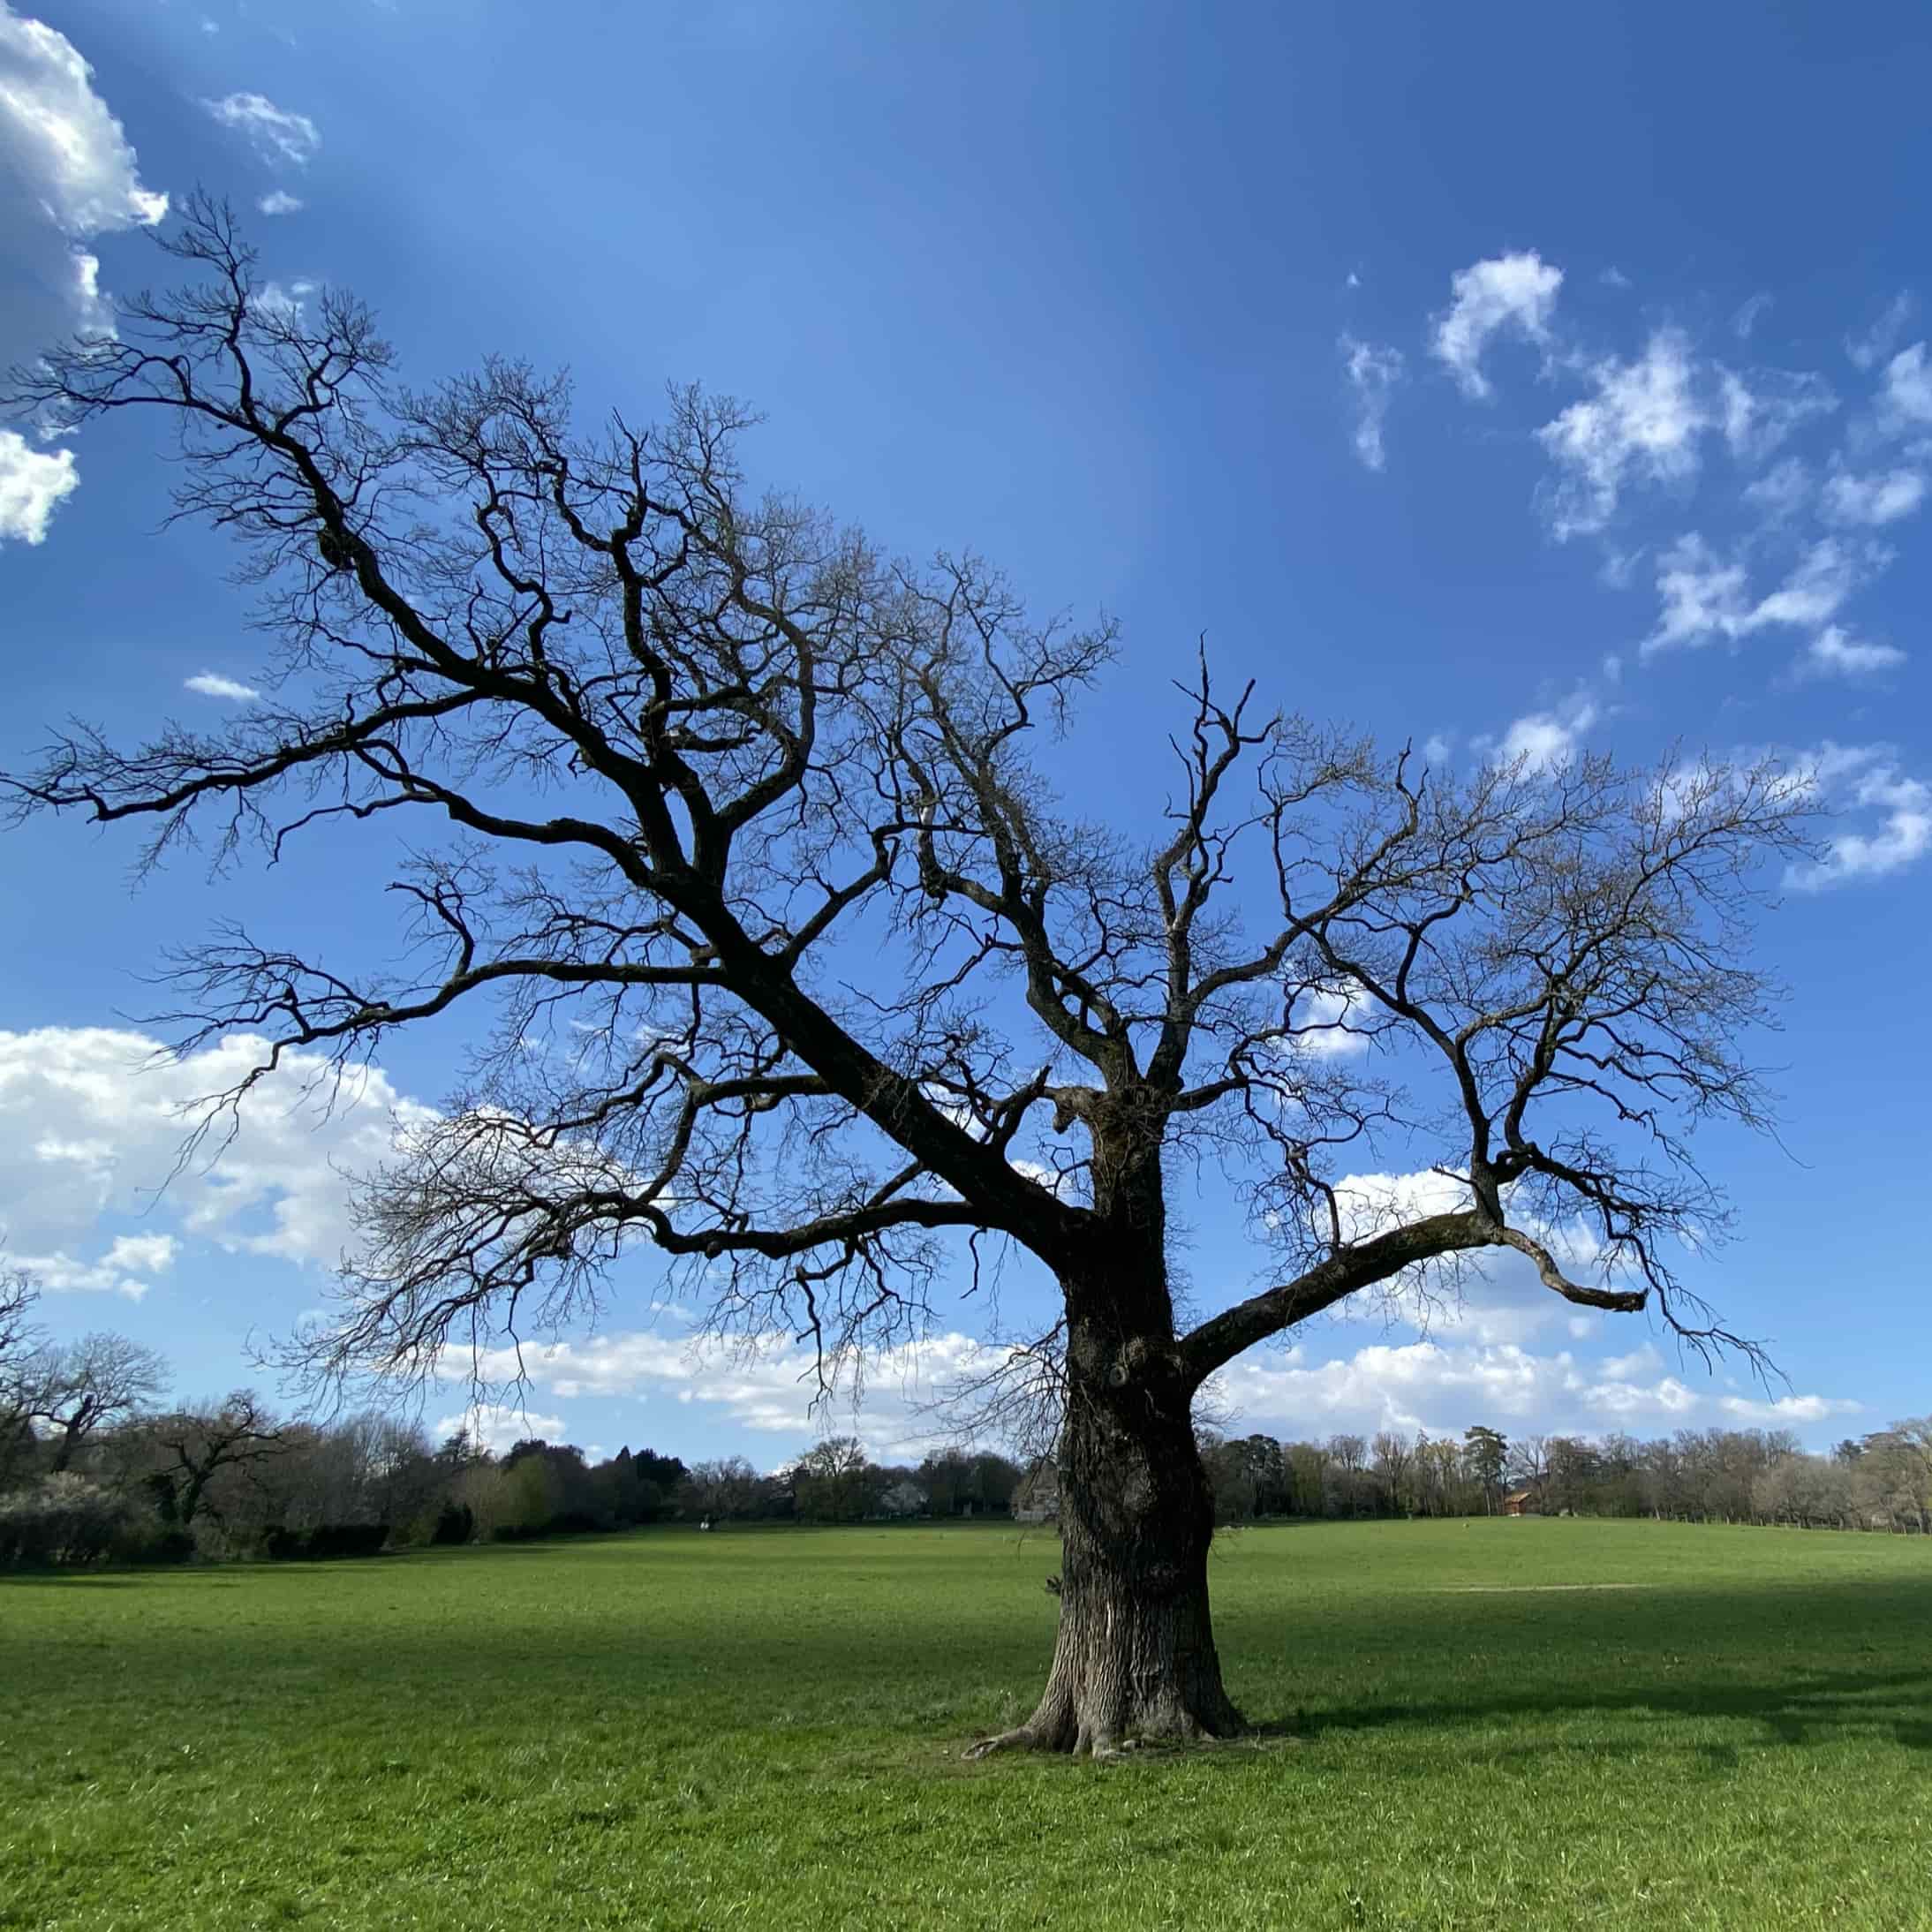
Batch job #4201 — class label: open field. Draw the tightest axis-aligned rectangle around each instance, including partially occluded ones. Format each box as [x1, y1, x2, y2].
[4, 1518, 1930, 1930]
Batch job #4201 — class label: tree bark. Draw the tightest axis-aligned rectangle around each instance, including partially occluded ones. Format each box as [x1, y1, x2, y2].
[969, 1286, 1243, 1759]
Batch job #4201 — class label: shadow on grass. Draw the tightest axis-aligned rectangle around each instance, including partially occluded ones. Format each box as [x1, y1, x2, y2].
[1263, 1659, 1932, 1753]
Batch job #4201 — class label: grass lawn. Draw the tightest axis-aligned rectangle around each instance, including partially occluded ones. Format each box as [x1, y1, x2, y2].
[4, 1517, 1929, 1929]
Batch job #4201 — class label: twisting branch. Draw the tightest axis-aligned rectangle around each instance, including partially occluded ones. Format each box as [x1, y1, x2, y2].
[3, 199, 1816, 1416]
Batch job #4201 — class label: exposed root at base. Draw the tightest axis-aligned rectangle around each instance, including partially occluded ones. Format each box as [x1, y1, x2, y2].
[962, 1713, 1245, 1762]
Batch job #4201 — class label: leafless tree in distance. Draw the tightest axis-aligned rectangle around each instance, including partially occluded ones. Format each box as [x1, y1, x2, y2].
[14, 1332, 170, 1473]
[3, 200, 1815, 1756]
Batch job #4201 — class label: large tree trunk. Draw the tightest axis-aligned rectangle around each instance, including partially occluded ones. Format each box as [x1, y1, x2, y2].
[969, 1289, 1243, 1759]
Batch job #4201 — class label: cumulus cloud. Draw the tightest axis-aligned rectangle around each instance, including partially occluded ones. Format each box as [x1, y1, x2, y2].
[0, 4, 167, 540]
[1718, 1392, 1862, 1425]
[1486, 691, 1599, 774]
[1820, 466, 1925, 527]
[1339, 335, 1403, 471]
[1784, 744, 1932, 888]
[255, 190, 303, 216]
[7, 1231, 178, 1299]
[0, 1027, 437, 1287]
[200, 91, 319, 167]
[1795, 625, 1906, 681]
[433, 1404, 570, 1455]
[467, 1328, 1022, 1462]
[1204, 1337, 1718, 1437]
[184, 670, 261, 702]
[1536, 330, 1709, 539]
[0, 430, 78, 543]
[1645, 535, 1868, 655]
[1432, 250, 1563, 400]
[1290, 982, 1377, 1058]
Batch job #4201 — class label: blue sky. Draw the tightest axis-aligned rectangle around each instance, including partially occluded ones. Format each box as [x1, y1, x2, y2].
[2, 0, 1927, 1466]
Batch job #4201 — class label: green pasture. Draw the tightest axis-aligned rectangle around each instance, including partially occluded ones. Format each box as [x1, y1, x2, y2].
[4, 1517, 1929, 1929]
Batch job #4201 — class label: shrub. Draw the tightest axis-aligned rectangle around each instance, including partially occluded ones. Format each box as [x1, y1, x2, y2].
[0, 1475, 128, 1567]
[430, 1500, 474, 1545]
[260, 1521, 391, 1561]
[108, 1521, 197, 1566]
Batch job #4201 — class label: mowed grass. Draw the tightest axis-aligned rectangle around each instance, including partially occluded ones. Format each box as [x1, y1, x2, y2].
[4, 1520, 1930, 1930]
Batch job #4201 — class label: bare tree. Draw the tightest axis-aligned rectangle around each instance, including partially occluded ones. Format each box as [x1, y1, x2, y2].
[143, 1392, 284, 1529]
[0, 1264, 46, 1487]
[0, 1263, 39, 1367]
[14, 1332, 169, 1473]
[2, 203, 1814, 1755]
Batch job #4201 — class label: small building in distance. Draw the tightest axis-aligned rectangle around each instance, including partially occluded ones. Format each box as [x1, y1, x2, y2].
[1501, 1484, 1542, 1517]
[1012, 1460, 1060, 1523]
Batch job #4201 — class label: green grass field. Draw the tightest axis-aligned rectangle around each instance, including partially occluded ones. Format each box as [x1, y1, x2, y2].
[4, 1518, 1929, 1930]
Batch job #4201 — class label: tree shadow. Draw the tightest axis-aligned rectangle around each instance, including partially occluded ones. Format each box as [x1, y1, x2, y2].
[1269, 1661, 1932, 1752]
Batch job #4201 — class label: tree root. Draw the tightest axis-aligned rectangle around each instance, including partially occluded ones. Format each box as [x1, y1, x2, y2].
[963, 1712, 1242, 1762]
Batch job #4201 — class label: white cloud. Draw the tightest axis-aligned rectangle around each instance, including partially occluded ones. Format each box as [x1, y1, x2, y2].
[0, 1027, 438, 1280]
[0, 4, 167, 539]
[1490, 691, 1598, 774]
[184, 671, 261, 702]
[1645, 535, 1867, 655]
[465, 1328, 1022, 1462]
[1291, 982, 1376, 1058]
[0, 429, 78, 544]
[1717, 366, 1835, 464]
[1432, 250, 1563, 400]
[8, 1231, 178, 1300]
[1536, 330, 1707, 538]
[1732, 293, 1771, 340]
[434, 1404, 570, 1455]
[256, 190, 303, 216]
[1881, 343, 1932, 429]
[250, 277, 316, 323]
[1208, 1337, 1719, 1438]
[1846, 296, 1913, 372]
[200, 91, 319, 167]
[1717, 1392, 1861, 1425]
[1340, 335, 1403, 471]
[1784, 744, 1932, 888]
[1796, 626, 1906, 681]
[1821, 467, 1925, 527]
[1742, 456, 1810, 520]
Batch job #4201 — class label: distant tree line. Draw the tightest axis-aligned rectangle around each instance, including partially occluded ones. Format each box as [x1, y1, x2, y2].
[5, 1267, 1925, 1564]
[1195, 1422, 1932, 1534]
[0, 1266, 1026, 1566]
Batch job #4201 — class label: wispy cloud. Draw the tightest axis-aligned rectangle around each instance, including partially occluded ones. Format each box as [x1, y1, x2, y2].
[1340, 335, 1403, 471]
[1732, 292, 1772, 340]
[185, 671, 260, 702]
[1794, 626, 1906, 681]
[1820, 466, 1925, 526]
[201, 91, 320, 167]
[1645, 535, 1869, 655]
[1846, 295, 1913, 372]
[1432, 251, 1563, 400]
[1880, 343, 1932, 430]
[256, 190, 304, 216]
